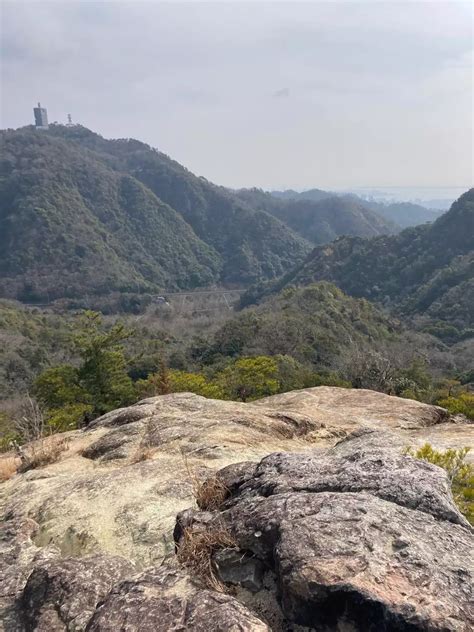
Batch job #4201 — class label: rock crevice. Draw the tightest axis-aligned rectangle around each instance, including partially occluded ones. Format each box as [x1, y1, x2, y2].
[0, 388, 472, 631]
[175, 431, 473, 631]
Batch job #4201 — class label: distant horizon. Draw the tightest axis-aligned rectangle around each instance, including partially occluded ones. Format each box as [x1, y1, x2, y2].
[3, 120, 471, 203]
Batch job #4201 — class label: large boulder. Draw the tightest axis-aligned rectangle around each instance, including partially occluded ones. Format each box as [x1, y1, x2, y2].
[215, 429, 471, 527]
[12, 553, 269, 631]
[86, 566, 270, 631]
[20, 555, 135, 631]
[0, 389, 472, 630]
[176, 431, 473, 631]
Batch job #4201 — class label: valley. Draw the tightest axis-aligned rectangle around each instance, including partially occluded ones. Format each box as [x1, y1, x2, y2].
[1, 2, 473, 629]
[0, 125, 472, 446]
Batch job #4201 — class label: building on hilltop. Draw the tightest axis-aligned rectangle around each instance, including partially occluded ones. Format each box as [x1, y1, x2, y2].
[33, 103, 48, 129]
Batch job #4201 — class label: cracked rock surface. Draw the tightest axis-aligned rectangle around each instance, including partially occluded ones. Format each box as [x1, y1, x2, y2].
[1, 389, 472, 631]
[86, 566, 270, 631]
[176, 431, 474, 631]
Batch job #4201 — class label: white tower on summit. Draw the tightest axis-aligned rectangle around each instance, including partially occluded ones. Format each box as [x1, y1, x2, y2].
[33, 103, 49, 129]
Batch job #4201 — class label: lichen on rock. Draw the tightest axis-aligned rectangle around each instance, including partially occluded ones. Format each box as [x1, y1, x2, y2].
[0, 388, 472, 631]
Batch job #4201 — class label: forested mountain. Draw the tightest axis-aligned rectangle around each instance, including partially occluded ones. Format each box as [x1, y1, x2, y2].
[0, 130, 222, 301]
[193, 282, 400, 368]
[271, 188, 443, 229]
[236, 188, 398, 244]
[45, 125, 311, 284]
[271, 188, 331, 202]
[264, 190, 474, 339]
[358, 198, 443, 228]
[0, 126, 311, 301]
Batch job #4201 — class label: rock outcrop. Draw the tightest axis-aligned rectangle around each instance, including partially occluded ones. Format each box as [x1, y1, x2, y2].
[176, 430, 473, 631]
[86, 566, 270, 631]
[21, 555, 135, 632]
[0, 388, 472, 630]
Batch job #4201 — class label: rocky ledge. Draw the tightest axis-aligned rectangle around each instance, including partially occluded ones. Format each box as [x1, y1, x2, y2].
[0, 387, 472, 631]
[176, 430, 473, 631]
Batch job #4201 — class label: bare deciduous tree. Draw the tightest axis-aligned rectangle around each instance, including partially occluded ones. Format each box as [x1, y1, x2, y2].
[12, 394, 46, 442]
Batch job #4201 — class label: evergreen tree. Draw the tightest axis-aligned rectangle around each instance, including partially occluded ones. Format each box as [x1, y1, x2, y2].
[73, 311, 135, 415]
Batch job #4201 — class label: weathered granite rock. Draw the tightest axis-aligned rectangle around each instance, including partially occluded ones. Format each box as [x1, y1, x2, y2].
[176, 431, 474, 631]
[0, 517, 60, 632]
[216, 429, 471, 527]
[0, 389, 472, 631]
[213, 549, 264, 592]
[20, 555, 135, 631]
[85, 566, 270, 631]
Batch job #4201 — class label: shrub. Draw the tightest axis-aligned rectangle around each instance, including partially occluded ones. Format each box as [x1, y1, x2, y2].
[405, 443, 473, 524]
[10, 396, 46, 443]
[17, 435, 70, 472]
[216, 356, 280, 402]
[46, 402, 93, 433]
[437, 392, 474, 420]
[137, 369, 224, 399]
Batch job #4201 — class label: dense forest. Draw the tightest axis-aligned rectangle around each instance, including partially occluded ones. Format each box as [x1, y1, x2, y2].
[0, 126, 311, 300]
[271, 188, 443, 229]
[0, 125, 472, 449]
[244, 189, 474, 342]
[1, 280, 473, 448]
[235, 189, 398, 244]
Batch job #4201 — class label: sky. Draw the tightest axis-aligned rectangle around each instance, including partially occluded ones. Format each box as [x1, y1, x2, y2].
[1, 0, 473, 191]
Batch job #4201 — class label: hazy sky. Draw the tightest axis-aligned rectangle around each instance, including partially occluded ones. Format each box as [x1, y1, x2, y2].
[1, 1, 472, 190]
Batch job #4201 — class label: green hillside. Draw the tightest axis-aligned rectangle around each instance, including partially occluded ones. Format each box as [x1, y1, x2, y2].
[0, 129, 221, 300]
[193, 282, 399, 368]
[236, 188, 397, 244]
[45, 125, 312, 285]
[0, 300, 73, 398]
[362, 199, 443, 228]
[270, 188, 442, 229]
[0, 126, 312, 301]
[264, 190, 474, 339]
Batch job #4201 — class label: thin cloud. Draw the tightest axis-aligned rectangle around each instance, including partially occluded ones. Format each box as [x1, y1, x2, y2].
[1, 1, 472, 189]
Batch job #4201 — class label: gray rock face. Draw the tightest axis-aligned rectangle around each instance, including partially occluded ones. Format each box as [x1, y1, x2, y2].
[176, 431, 474, 631]
[86, 566, 270, 631]
[1, 390, 473, 631]
[217, 429, 471, 527]
[21, 555, 135, 631]
[213, 549, 264, 592]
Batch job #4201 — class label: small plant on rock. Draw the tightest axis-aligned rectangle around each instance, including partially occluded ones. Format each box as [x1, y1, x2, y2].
[194, 474, 230, 511]
[0, 456, 19, 482]
[405, 443, 473, 524]
[17, 435, 70, 473]
[181, 451, 230, 511]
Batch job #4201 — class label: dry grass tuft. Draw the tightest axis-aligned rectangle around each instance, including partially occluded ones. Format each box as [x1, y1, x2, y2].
[130, 422, 155, 464]
[18, 435, 70, 472]
[130, 445, 154, 464]
[0, 456, 19, 482]
[176, 525, 237, 591]
[194, 474, 230, 511]
[181, 450, 230, 510]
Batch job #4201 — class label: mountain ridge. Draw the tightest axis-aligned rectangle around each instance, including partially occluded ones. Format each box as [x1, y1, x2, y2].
[257, 189, 474, 339]
[236, 188, 398, 244]
[270, 188, 443, 228]
[0, 125, 312, 301]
